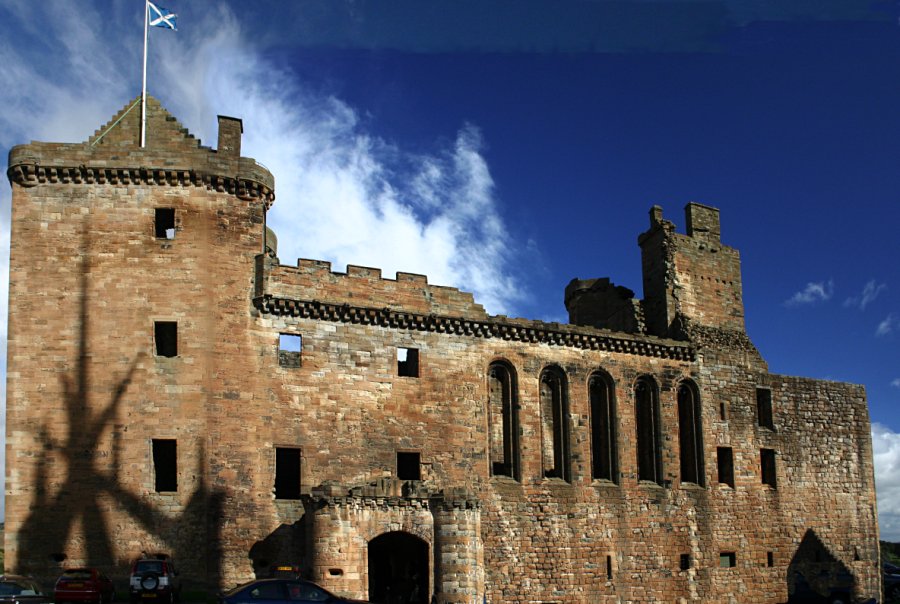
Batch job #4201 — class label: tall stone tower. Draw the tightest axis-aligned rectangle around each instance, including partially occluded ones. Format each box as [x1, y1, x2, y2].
[5, 96, 273, 585]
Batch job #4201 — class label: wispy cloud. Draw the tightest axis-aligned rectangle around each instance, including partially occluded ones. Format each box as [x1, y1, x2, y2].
[784, 279, 834, 307]
[152, 8, 524, 315]
[891, 378, 900, 389]
[843, 279, 886, 310]
[877, 313, 899, 337]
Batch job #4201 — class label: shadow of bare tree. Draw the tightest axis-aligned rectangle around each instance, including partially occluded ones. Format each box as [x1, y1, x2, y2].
[14, 229, 225, 591]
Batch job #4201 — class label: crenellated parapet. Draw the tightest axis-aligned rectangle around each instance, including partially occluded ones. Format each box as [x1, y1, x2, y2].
[6, 95, 275, 207]
[254, 255, 696, 361]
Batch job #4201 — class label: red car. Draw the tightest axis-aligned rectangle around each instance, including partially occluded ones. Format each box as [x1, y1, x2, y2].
[54, 569, 115, 604]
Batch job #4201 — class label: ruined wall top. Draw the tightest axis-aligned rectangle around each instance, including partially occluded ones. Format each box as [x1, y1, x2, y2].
[7, 96, 274, 207]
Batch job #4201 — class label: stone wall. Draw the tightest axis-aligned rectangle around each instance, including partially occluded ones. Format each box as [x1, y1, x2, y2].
[5, 99, 879, 603]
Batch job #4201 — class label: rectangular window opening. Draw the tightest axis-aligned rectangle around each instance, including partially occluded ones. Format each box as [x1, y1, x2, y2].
[274, 447, 301, 500]
[155, 208, 176, 239]
[397, 451, 421, 481]
[756, 388, 774, 429]
[397, 347, 419, 377]
[767, 551, 774, 567]
[719, 402, 727, 421]
[278, 334, 302, 368]
[680, 554, 691, 571]
[152, 439, 177, 492]
[717, 447, 734, 488]
[719, 552, 736, 568]
[761, 448, 777, 488]
[154, 321, 177, 357]
[606, 555, 613, 580]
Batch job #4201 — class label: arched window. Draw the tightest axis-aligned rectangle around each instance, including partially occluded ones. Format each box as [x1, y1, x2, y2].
[677, 379, 704, 486]
[589, 372, 618, 483]
[635, 376, 663, 484]
[540, 367, 571, 481]
[488, 361, 520, 480]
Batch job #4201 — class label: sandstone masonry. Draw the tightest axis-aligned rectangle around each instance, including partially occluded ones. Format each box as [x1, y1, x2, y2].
[5, 98, 880, 603]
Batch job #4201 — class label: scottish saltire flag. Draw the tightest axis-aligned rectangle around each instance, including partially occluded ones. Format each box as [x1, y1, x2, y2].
[148, 1, 177, 30]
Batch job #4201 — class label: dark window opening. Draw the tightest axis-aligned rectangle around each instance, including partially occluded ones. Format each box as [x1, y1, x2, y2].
[397, 347, 419, 377]
[540, 367, 571, 482]
[397, 452, 421, 481]
[719, 402, 727, 421]
[155, 208, 176, 239]
[635, 377, 663, 485]
[720, 552, 736, 568]
[50, 553, 68, 563]
[154, 321, 177, 357]
[761, 448, 777, 488]
[279, 334, 302, 368]
[274, 447, 301, 499]
[680, 554, 691, 571]
[590, 373, 618, 483]
[757, 388, 774, 429]
[606, 556, 613, 580]
[677, 381, 704, 486]
[767, 551, 774, 567]
[717, 447, 734, 488]
[152, 439, 177, 492]
[488, 362, 520, 481]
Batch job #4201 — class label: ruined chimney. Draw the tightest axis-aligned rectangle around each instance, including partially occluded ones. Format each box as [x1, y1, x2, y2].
[217, 115, 243, 158]
[684, 202, 721, 243]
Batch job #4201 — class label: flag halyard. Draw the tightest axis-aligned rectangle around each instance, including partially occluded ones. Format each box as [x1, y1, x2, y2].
[148, 1, 177, 30]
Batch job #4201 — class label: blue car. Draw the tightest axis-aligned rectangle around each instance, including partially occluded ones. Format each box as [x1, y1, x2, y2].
[219, 579, 367, 604]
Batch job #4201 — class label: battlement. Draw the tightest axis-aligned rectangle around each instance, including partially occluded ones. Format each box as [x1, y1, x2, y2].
[262, 258, 489, 319]
[6, 96, 274, 206]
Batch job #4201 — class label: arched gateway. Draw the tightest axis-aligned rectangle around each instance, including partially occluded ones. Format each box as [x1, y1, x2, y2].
[368, 531, 429, 604]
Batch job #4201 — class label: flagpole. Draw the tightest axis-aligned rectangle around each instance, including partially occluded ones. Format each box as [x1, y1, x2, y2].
[141, 0, 149, 148]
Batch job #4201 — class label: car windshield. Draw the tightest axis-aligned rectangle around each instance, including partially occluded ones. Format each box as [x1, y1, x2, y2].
[135, 561, 164, 574]
[61, 570, 92, 580]
[0, 581, 36, 596]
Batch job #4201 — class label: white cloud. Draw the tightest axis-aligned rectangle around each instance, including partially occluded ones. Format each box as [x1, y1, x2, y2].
[843, 279, 886, 311]
[873, 423, 900, 541]
[153, 9, 523, 314]
[891, 378, 900, 389]
[784, 279, 834, 307]
[877, 313, 898, 337]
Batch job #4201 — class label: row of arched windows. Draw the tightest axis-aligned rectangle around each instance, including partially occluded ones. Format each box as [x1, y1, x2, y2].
[487, 361, 704, 487]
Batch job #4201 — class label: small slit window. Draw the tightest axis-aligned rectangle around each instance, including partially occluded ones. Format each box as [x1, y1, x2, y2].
[719, 552, 736, 568]
[717, 447, 734, 488]
[606, 556, 613, 580]
[680, 554, 691, 571]
[155, 208, 176, 239]
[757, 388, 774, 430]
[274, 447, 301, 500]
[767, 551, 774, 567]
[154, 321, 177, 357]
[397, 347, 419, 377]
[761, 448, 777, 488]
[397, 452, 421, 480]
[279, 334, 302, 368]
[152, 439, 177, 492]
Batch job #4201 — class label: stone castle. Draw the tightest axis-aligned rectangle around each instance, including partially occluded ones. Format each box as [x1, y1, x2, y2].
[4, 98, 880, 603]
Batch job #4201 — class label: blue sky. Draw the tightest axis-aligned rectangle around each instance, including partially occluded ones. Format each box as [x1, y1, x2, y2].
[1, 1, 899, 537]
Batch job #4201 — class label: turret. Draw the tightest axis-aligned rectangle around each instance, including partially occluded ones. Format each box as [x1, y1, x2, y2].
[638, 202, 745, 338]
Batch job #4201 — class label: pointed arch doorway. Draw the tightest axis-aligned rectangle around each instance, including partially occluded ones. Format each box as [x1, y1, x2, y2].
[367, 531, 429, 604]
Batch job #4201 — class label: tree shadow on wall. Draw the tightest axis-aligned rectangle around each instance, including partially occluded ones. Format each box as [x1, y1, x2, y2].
[785, 529, 855, 603]
[15, 231, 225, 589]
[249, 518, 308, 579]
